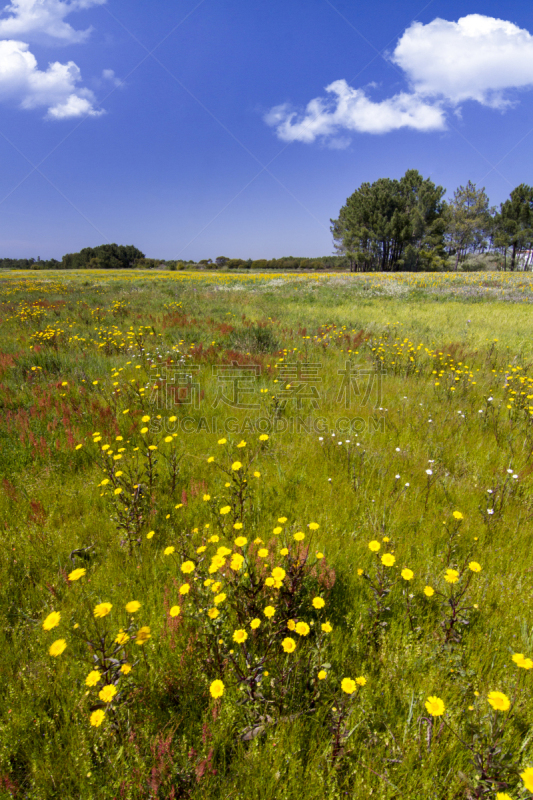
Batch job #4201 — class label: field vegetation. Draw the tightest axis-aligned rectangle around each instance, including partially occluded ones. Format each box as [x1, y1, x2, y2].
[2, 270, 533, 799]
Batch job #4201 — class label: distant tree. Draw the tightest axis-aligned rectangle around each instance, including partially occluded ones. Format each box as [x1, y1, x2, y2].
[444, 181, 493, 270]
[61, 244, 145, 269]
[331, 169, 447, 272]
[493, 184, 533, 270]
[215, 256, 229, 266]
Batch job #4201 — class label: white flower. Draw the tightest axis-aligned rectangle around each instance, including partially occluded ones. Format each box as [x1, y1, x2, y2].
[487, 509, 494, 515]
[426, 469, 433, 475]
[395, 474, 400, 479]
[487, 489, 493, 494]
[395, 447, 400, 452]
[405, 482, 410, 487]
[513, 474, 518, 479]
[507, 469, 513, 474]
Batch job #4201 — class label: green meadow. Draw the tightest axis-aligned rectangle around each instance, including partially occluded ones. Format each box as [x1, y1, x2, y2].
[2, 269, 533, 799]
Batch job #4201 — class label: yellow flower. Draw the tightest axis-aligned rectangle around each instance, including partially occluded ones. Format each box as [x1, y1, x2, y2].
[169, 605, 181, 617]
[211, 581, 222, 593]
[68, 568, 86, 581]
[318, 670, 327, 680]
[250, 618, 260, 629]
[207, 456, 215, 463]
[253, 471, 261, 478]
[231, 461, 242, 471]
[208, 535, 220, 543]
[321, 621, 332, 633]
[316, 552, 324, 560]
[259, 434, 269, 441]
[217, 546, 231, 557]
[295, 621, 310, 636]
[368, 540, 381, 552]
[85, 670, 101, 687]
[114, 488, 122, 495]
[293, 532, 305, 541]
[271, 567, 286, 581]
[196, 545, 206, 553]
[282, 637, 296, 653]
[42, 611, 61, 630]
[444, 569, 459, 584]
[209, 555, 226, 573]
[164, 436, 173, 443]
[308, 523, 319, 530]
[356, 676, 367, 686]
[452, 511, 463, 520]
[264, 606, 275, 618]
[341, 678, 356, 694]
[135, 626, 151, 645]
[312, 597, 325, 609]
[258, 548, 268, 558]
[381, 553, 396, 567]
[120, 663, 132, 674]
[228, 553, 243, 571]
[181, 561, 195, 574]
[98, 684, 117, 703]
[520, 767, 533, 792]
[125, 601, 140, 613]
[287, 619, 296, 631]
[220, 506, 231, 515]
[273, 526, 282, 535]
[203, 494, 211, 501]
[495, 793, 512, 800]
[280, 547, 289, 556]
[147, 531, 155, 539]
[141, 415, 151, 422]
[210, 679, 224, 698]
[115, 629, 130, 645]
[468, 561, 481, 573]
[425, 696, 445, 716]
[424, 586, 435, 597]
[164, 546, 175, 556]
[49, 639, 66, 657]
[94, 602, 112, 618]
[400, 568, 413, 581]
[207, 608, 219, 619]
[234, 536, 247, 547]
[90, 709, 105, 727]
[487, 691, 510, 711]
[236, 440, 246, 448]
[233, 629, 248, 644]
[233, 522, 243, 530]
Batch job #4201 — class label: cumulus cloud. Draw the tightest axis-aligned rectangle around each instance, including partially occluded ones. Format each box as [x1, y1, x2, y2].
[0, 38, 103, 117]
[0, 0, 108, 118]
[0, 0, 106, 45]
[266, 14, 533, 145]
[265, 80, 446, 143]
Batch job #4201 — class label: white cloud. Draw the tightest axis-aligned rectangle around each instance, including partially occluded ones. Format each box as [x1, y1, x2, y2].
[392, 14, 533, 108]
[266, 14, 533, 145]
[102, 67, 122, 88]
[0, 39, 103, 117]
[266, 80, 445, 144]
[0, 0, 106, 45]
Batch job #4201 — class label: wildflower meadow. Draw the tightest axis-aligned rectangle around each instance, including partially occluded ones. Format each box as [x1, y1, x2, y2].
[2, 268, 533, 799]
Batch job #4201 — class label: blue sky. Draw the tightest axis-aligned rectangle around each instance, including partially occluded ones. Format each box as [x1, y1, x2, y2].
[1, 0, 533, 261]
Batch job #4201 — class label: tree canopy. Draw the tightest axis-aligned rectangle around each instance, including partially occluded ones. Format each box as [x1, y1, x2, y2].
[330, 169, 447, 271]
[61, 244, 145, 270]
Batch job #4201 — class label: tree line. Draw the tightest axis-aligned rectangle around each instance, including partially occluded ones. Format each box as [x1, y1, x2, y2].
[2, 174, 532, 273]
[331, 170, 533, 272]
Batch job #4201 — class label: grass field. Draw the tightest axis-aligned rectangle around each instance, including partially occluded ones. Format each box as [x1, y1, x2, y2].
[2, 269, 533, 799]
